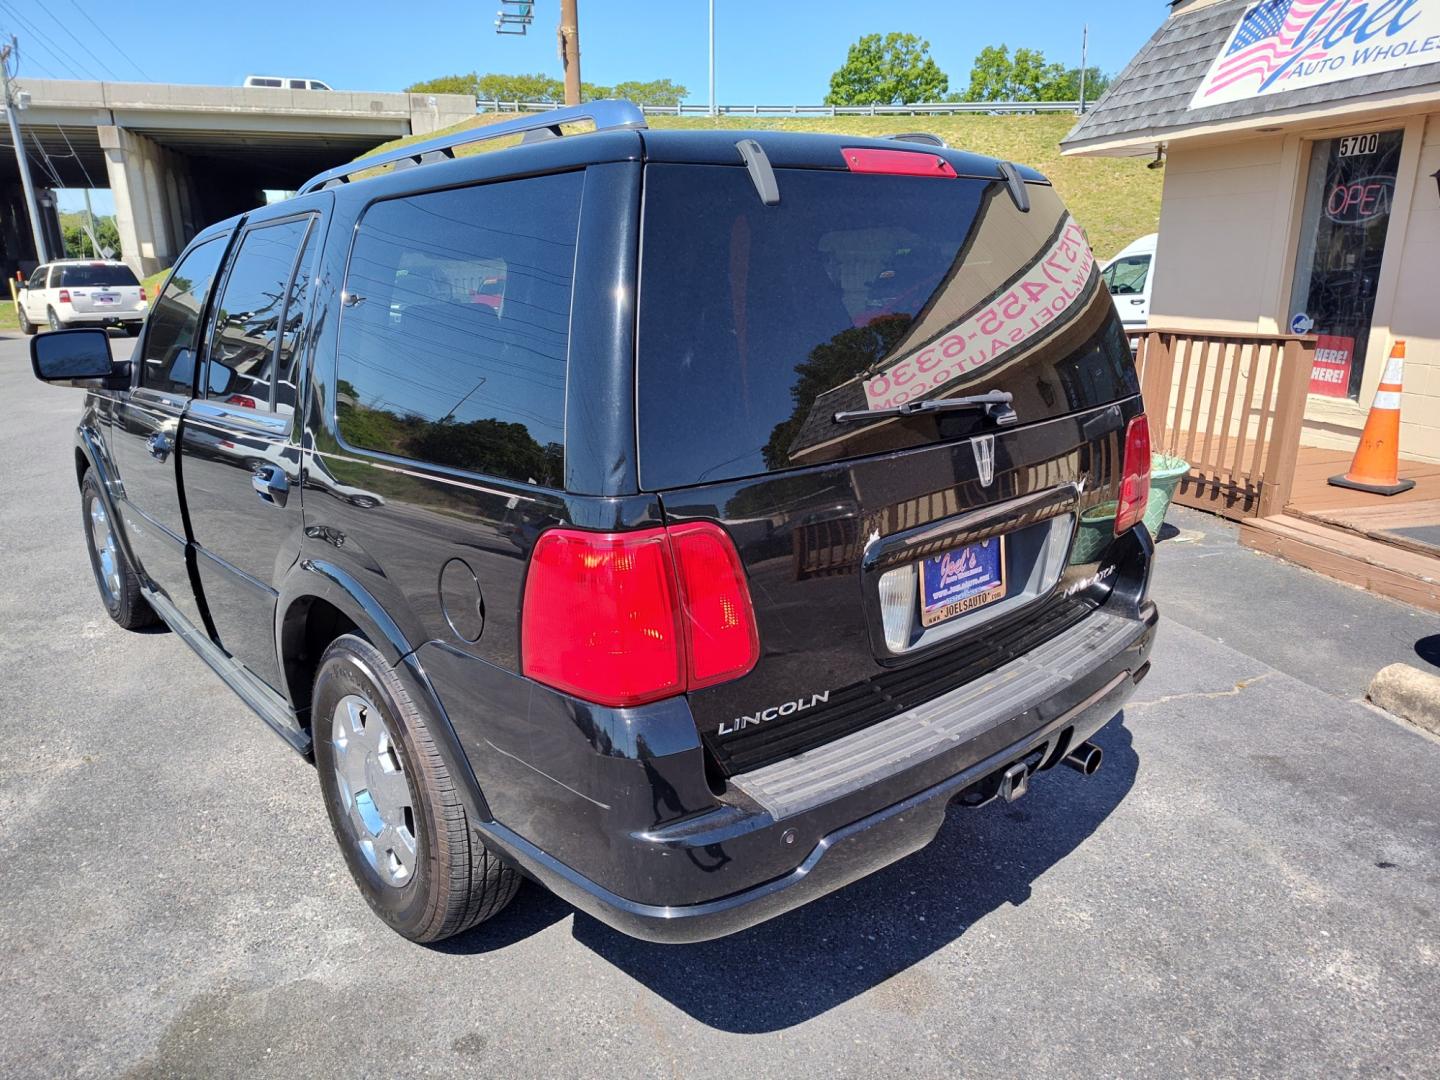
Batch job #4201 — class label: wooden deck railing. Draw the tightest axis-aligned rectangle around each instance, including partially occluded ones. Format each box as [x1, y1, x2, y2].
[1134, 328, 1316, 520]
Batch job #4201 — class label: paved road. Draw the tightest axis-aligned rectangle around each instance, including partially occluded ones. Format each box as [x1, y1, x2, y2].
[3, 334, 1439, 1078]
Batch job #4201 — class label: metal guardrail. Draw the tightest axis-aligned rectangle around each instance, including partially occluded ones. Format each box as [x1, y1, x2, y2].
[476, 100, 1082, 117]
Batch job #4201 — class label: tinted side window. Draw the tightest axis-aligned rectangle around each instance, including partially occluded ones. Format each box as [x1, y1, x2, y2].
[335, 170, 581, 487]
[276, 226, 322, 411]
[140, 237, 228, 396]
[205, 217, 311, 409]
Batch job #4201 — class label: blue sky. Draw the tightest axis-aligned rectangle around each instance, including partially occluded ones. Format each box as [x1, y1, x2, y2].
[40, 0, 1168, 213]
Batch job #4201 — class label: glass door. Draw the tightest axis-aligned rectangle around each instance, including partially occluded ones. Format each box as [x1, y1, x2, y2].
[1287, 129, 1402, 400]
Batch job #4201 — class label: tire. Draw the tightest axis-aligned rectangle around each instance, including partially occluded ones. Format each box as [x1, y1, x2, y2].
[46, 307, 66, 331]
[17, 304, 36, 336]
[81, 470, 159, 630]
[312, 634, 519, 942]
[123, 323, 143, 338]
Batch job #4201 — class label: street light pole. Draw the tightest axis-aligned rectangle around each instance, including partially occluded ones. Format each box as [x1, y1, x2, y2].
[1, 38, 49, 264]
[709, 0, 716, 117]
[1079, 25, 1089, 114]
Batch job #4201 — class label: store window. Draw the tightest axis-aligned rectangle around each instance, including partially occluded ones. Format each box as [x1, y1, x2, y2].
[1287, 130, 1402, 400]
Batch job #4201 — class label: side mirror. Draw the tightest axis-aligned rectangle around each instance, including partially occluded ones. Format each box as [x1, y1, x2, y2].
[30, 328, 129, 389]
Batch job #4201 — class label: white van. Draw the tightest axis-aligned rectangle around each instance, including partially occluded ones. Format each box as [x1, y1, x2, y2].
[1102, 233, 1157, 329]
[243, 75, 333, 90]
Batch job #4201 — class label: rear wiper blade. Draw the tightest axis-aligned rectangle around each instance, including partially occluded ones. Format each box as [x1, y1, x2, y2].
[833, 390, 1018, 426]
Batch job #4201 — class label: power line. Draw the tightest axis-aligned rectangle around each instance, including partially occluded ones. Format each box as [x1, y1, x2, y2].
[9, 42, 57, 79]
[0, 3, 96, 80]
[55, 121, 99, 189]
[27, 130, 65, 187]
[65, 1, 149, 80]
[0, 17, 82, 79]
[30, 3, 120, 80]
[66, 0, 151, 80]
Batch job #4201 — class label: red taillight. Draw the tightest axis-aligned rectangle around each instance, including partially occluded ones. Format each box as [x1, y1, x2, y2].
[224, 394, 259, 409]
[58, 289, 72, 304]
[842, 147, 957, 178]
[668, 521, 761, 690]
[140, 287, 147, 302]
[1114, 415, 1152, 535]
[521, 523, 760, 707]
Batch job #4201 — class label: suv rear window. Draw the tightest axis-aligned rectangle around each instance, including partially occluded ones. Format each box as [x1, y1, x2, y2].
[636, 165, 1136, 489]
[56, 264, 140, 287]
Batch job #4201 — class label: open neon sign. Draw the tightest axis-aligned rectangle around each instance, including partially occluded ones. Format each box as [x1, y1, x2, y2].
[1326, 175, 1394, 224]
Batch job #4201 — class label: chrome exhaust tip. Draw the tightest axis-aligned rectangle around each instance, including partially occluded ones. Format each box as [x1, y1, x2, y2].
[1063, 741, 1103, 776]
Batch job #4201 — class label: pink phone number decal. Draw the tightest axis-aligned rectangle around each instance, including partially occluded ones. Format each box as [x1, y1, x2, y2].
[863, 217, 1096, 410]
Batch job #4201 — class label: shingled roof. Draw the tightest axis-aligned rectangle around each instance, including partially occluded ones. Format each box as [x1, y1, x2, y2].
[1062, 0, 1440, 155]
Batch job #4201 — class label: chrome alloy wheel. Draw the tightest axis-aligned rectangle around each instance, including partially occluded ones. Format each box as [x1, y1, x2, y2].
[331, 694, 417, 887]
[88, 497, 122, 604]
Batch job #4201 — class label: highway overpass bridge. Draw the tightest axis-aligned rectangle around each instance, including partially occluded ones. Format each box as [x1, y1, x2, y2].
[4, 79, 475, 276]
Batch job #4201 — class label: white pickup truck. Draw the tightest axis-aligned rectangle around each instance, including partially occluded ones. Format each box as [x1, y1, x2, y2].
[17, 259, 147, 336]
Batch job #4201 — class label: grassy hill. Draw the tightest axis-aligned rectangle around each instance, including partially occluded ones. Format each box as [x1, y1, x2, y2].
[356, 112, 1159, 259]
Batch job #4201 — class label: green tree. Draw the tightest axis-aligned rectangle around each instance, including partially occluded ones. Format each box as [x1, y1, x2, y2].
[962, 45, 1108, 103]
[610, 78, 689, 106]
[476, 72, 565, 103]
[1053, 66, 1111, 102]
[60, 211, 121, 258]
[825, 33, 949, 106]
[405, 72, 480, 95]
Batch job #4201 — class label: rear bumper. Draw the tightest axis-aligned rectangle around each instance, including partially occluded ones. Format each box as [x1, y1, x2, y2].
[452, 592, 1157, 943]
[61, 310, 144, 325]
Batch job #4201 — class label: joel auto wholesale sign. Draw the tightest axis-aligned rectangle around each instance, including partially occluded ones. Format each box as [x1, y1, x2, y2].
[863, 217, 1095, 410]
[1190, 0, 1440, 109]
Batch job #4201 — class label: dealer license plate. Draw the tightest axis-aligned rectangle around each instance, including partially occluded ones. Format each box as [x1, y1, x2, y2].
[919, 536, 1007, 627]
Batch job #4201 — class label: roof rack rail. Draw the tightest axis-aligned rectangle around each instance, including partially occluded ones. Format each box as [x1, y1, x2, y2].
[882, 132, 948, 148]
[296, 100, 648, 194]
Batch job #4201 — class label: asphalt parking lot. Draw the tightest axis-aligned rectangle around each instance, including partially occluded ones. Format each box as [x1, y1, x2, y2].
[3, 333, 1439, 1078]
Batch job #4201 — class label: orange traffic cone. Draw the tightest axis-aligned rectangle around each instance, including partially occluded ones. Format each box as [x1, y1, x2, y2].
[1329, 340, 1415, 495]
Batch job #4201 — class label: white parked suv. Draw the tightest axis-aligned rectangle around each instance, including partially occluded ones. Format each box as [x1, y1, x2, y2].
[17, 260, 147, 336]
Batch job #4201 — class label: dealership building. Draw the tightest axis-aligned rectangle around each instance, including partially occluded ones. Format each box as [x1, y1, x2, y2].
[1064, 0, 1440, 461]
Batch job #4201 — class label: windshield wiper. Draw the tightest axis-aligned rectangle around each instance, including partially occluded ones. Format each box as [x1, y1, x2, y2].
[833, 390, 1018, 426]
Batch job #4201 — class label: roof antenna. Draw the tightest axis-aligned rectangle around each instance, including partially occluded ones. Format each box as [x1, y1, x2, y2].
[736, 139, 780, 206]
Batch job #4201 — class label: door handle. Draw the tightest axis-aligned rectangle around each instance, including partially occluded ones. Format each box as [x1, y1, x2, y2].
[251, 465, 290, 507]
[147, 432, 172, 461]
[1130, 298, 1145, 305]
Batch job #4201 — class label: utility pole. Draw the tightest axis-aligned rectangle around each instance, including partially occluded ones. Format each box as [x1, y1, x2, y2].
[82, 187, 100, 257]
[1079, 25, 1089, 114]
[558, 0, 581, 106]
[709, 0, 716, 117]
[1, 38, 49, 264]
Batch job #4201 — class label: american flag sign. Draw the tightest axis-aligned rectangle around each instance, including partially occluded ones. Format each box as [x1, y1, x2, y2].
[1188, 0, 1440, 109]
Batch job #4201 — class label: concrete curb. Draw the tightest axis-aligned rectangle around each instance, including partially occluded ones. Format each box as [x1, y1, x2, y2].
[1367, 664, 1440, 736]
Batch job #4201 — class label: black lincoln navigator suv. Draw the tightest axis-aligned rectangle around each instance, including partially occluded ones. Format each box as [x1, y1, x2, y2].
[30, 101, 1157, 944]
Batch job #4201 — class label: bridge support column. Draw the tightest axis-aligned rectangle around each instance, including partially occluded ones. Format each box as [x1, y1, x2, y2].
[98, 125, 199, 278]
[407, 93, 479, 136]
